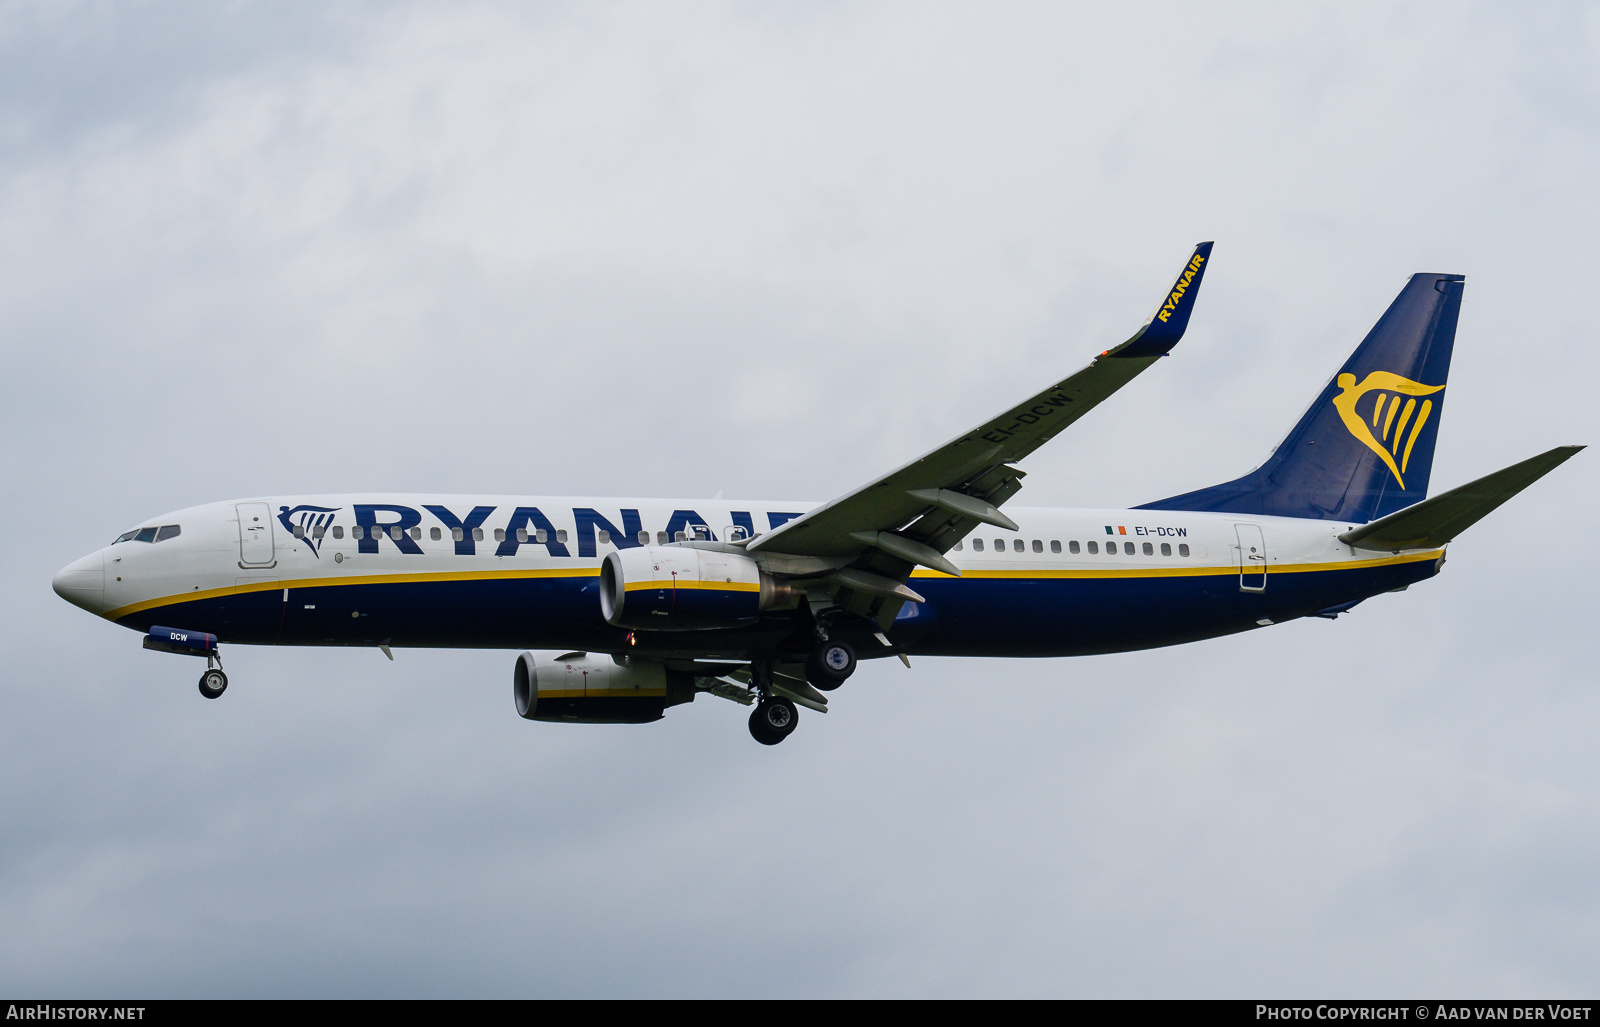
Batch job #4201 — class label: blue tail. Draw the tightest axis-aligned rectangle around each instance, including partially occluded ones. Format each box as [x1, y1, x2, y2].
[1138, 273, 1464, 523]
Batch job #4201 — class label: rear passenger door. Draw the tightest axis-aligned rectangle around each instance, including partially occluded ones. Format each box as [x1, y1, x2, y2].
[1235, 523, 1266, 592]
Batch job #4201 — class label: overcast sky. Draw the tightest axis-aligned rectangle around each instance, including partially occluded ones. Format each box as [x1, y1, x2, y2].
[3, 1, 1598, 997]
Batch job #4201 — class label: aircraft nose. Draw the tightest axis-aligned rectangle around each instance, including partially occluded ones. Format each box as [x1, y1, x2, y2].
[53, 550, 106, 613]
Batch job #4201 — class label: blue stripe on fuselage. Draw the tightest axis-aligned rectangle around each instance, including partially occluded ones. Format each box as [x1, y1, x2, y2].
[114, 557, 1440, 659]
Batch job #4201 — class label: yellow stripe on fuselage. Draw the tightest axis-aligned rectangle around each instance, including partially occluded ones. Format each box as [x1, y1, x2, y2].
[107, 566, 598, 621]
[621, 579, 761, 593]
[109, 549, 1442, 622]
[908, 549, 1442, 579]
[533, 689, 668, 699]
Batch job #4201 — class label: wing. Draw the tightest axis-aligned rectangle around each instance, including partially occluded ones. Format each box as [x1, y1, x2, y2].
[746, 241, 1214, 626]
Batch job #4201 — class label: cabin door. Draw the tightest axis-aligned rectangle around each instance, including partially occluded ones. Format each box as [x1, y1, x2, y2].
[1235, 523, 1266, 592]
[237, 503, 276, 567]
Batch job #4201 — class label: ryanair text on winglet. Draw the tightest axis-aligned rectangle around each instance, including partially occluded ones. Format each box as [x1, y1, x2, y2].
[1156, 253, 1206, 322]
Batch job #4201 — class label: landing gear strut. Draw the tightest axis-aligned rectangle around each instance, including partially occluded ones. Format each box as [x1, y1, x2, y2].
[748, 697, 798, 745]
[198, 667, 228, 699]
[806, 639, 856, 691]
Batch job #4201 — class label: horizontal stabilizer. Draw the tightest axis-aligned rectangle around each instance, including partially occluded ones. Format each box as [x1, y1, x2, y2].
[1339, 445, 1583, 551]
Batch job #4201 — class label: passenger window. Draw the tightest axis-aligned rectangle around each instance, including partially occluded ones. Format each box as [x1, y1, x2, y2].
[557, 529, 568, 543]
[993, 538, 1003, 551]
[972, 539, 984, 552]
[1013, 539, 1024, 552]
[352, 526, 364, 540]
[135, 527, 158, 543]
[156, 524, 181, 542]
[390, 526, 403, 541]
[407, 527, 420, 540]
[516, 528, 528, 543]
[597, 529, 610, 544]
[535, 529, 547, 543]
[675, 531, 687, 542]
[1032, 539, 1043, 553]
[638, 530, 650, 545]
[1179, 543, 1190, 557]
[311, 525, 323, 540]
[430, 527, 441, 541]
[292, 525, 306, 539]
[452, 527, 464, 542]
[953, 540, 963, 551]
[1087, 541, 1097, 554]
[1124, 541, 1135, 555]
[333, 525, 344, 539]
[1161, 543, 1171, 556]
[494, 528, 505, 542]
[1068, 540, 1079, 554]
[1143, 542, 1153, 555]
[473, 528, 484, 542]
[727, 527, 745, 542]
[657, 531, 668, 544]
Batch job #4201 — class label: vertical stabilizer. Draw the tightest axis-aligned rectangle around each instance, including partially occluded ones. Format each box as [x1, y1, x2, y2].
[1138, 273, 1464, 522]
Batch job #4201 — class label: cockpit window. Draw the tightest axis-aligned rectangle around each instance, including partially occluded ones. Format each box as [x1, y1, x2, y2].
[116, 524, 182, 544]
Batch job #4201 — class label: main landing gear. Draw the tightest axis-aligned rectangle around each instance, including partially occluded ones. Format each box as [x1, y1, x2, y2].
[748, 697, 798, 746]
[741, 629, 863, 745]
[806, 639, 856, 691]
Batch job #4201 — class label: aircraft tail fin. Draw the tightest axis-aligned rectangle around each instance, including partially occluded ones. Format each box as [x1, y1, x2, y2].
[1138, 273, 1465, 522]
[1339, 445, 1583, 551]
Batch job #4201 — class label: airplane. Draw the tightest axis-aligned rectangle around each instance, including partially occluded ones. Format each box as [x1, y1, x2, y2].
[52, 243, 1583, 745]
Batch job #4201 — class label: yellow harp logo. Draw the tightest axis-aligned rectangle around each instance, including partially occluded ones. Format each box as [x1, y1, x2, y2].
[1331, 371, 1445, 490]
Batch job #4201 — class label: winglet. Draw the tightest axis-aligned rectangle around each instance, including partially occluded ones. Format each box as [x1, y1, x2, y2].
[1111, 241, 1214, 359]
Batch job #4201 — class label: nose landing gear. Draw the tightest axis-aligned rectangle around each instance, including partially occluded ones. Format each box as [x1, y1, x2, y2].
[198, 668, 228, 699]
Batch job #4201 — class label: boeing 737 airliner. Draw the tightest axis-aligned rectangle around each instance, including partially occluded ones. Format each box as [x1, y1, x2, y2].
[52, 243, 1583, 744]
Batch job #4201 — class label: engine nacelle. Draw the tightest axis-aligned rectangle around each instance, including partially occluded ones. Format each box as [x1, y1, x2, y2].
[599, 545, 800, 631]
[514, 651, 696, 724]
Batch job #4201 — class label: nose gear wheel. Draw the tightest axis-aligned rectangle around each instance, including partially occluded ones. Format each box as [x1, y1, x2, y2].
[198, 669, 228, 699]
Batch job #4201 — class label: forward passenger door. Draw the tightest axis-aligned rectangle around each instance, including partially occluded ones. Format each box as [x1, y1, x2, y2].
[237, 503, 276, 567]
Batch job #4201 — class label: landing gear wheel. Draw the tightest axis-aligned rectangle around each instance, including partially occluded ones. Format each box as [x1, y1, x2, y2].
[806, 639, 856, 692]
[198, 669, 228, 699]
[748, 698, 799, 745]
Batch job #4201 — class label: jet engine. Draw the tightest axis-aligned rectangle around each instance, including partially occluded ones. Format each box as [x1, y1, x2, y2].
[598, 546, 801, 631]
[514, 651, 698, 724]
